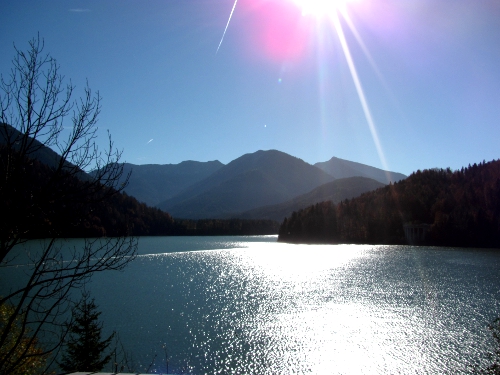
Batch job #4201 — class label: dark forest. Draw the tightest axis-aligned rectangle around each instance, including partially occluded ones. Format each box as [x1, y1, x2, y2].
[279, 160, 500, 248]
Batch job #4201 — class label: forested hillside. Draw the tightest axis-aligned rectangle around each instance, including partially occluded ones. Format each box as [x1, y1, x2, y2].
[279, 160, 500, 248]
[1, 145, 278, 238]
[0, 150, 279, 238]
[172, 218, 279, 236]
[239, 176, 385, 221]
[0, 146, 175, 238]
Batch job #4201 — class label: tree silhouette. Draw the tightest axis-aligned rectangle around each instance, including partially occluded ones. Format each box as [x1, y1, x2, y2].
[0, 36, 137, 374]
[58, 293, 114, 373]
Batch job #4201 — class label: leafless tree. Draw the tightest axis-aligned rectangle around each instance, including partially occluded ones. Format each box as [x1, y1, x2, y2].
[0, 36, 137, 374]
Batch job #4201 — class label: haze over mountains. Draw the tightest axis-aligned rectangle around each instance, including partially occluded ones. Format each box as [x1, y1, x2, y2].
[239, 176, 385, 222]
[119, 161, 223, 206]
[120, 149, 406, 220]
[315, 156, 406, 184]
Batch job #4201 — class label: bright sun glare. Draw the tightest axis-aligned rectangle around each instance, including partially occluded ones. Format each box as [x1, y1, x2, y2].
[292, 0, 355, 17]
[217, 0, 389, 173]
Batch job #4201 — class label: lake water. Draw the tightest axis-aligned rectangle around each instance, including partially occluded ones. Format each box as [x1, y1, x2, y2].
[3, 236, 500, 374]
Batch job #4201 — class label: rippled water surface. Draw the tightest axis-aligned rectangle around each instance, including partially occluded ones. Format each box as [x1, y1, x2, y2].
[4, 236, 500, 374]
[86, 236, 500, 374]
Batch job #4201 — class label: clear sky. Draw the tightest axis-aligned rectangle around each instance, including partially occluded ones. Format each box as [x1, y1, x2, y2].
[1, 0, 499, 175]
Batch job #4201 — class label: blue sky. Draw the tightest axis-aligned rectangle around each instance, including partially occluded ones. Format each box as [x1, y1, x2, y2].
[1, 0, 499, 175]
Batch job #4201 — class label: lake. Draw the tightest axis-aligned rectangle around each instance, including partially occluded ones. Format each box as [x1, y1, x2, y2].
[3, 236, 500, 374]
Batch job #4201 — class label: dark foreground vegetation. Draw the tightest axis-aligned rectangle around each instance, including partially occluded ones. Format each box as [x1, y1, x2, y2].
[279, 160, 500, 248]
[0, 36, 139, 374]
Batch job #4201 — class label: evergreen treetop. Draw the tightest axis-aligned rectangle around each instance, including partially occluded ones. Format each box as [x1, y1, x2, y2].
[58, 293, 114, 373]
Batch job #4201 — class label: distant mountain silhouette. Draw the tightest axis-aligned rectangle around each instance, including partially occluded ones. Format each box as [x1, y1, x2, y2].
[0, 123, 77, 171]
[116, 161, 224, 206]
[315, 156, 406, 184]
[238, 176, 385, 221]
[0, 125, 223, 208]
[157, 150, 336, 219]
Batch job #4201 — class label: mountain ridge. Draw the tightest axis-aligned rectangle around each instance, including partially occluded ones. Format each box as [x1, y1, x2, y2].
[1, 126, 408, 221]
[120, 149, 407, 220]
[157, 150, 337, 219]
[315, 156, 406, 184]
[237, 176, 386, 221]
[114, 160, 224, 206]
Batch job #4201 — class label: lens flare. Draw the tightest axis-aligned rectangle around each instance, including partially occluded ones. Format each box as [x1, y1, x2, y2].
[332, 11, 389, 170]
[217, 0, 391, 171]
[293, 0, 356, 17]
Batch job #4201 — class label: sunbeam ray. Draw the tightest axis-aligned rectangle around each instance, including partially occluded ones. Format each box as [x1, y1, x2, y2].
[217, 0, 239, 54]
[339, 9, 385, 86]
[340, 8, 412, 141]
[332, 11, 389, 171]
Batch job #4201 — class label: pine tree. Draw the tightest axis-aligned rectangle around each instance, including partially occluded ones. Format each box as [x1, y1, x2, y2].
[58, 293, 114, 373]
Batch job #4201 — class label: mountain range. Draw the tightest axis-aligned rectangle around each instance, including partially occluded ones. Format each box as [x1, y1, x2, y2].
[0, 124, 407, 221]
[120, 149, 406, 220]
[156, 150, 335, 218]
[118, 160, 224, 206]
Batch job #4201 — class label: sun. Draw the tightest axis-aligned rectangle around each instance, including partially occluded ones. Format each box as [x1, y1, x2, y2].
[216, 0, 389, 175]
[292, 0, 355, 17]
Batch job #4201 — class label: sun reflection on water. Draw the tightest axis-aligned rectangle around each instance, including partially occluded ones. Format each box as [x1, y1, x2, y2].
[208, 243, 405, 374]
[229, 242, 372, 281]
[86, 239, 500, 374]
[189, 243, 486, 374]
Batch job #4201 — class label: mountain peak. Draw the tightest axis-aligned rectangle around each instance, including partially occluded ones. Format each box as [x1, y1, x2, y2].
[157, 150, 335, 219]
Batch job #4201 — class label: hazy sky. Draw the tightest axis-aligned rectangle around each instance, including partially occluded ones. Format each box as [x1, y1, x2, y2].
[1, 0, 499, 175]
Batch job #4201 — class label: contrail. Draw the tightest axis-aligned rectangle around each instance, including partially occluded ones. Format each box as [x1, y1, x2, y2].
[217, 0, 238, 54]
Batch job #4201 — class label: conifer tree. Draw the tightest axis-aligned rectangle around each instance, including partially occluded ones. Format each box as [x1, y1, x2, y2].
[58, 293, 114, 373]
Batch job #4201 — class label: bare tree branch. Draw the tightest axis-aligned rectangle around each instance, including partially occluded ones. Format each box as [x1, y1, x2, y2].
[0, 35, 137, 374]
